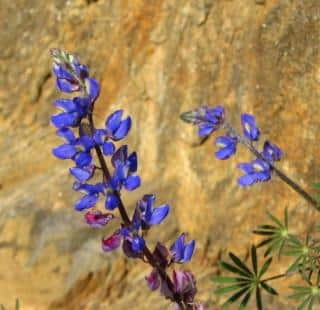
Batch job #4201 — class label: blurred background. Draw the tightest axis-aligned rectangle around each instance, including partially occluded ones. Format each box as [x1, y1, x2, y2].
[0, 0, 319, 309]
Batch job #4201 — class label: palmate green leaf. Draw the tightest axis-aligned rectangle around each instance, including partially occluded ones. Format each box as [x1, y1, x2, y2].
[214, 245, 277, 309]
[251, 246, 258, 275]
[289, 282, 320, 309]
[258, 257, 272, 278]
[256, 287, 262, 310]
[219, 261, 250, 278]
[260, 281, 278, 296]
[253, 208, 290, 257]
[222, 285, 251, 308]
[215, 285, 244, 295]
[229, 252, 253, 276]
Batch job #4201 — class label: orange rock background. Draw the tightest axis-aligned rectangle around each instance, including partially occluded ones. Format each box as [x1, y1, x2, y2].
[0, 0, 319, 309]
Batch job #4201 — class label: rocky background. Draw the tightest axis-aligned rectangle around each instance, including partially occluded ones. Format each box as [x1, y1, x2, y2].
[0, 0, 319, 309]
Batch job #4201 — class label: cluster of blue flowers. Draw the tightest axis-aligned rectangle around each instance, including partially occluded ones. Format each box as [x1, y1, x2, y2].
[181, 105, 283, 187]
[50, 49, 201, 309]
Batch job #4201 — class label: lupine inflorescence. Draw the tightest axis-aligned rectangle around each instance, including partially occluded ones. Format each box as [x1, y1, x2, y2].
[50, 49, 202, 309]
[180, 105, 283, 187]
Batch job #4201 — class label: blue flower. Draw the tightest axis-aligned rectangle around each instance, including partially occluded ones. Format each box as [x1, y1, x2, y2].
[240, 113, 260, 141]
[170, 233, 195, 264]
[133, 194, 169, 230]
[105, 110, 132, 141]
[214, 135, 237, 160]
[262, 140, 282, 162]
[180, 105, 224, 137]
[69, 166, 94, 182]
[51, 97, 90, 129]
[109, 145, 140, 191]
[52, 144, 78, 159]
[102, 230, 122, 252]
[131, 235, 145, 252]
[73, 182, 104, 211]
[237, 159, 271, 187]
[51, 49, 100, 101]
[104, 192, 120, 210]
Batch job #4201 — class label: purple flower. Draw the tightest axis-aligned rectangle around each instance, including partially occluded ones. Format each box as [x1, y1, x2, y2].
[145, 269, 160, 291]
[84, 210, 115, 228]
[109, 145, 140, 191]
[170, 233, 195, 264]
[172, 270, 197, 304]
[214, 135, 237, 160]
[102, 230, 122, 252]
[105, 110, 132, 141]
[262, 140, 282, 162]
[241, 113, 260, 141]
[237, 159, 271, 187]
[133, 194, 169, 230]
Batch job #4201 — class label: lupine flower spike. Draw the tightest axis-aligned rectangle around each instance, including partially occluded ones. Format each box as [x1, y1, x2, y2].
[50, 49, 202, 309]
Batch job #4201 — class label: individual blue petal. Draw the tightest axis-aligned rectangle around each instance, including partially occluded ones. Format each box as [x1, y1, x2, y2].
[85, 77, 100, 101]
[52, 144, 77, 159]
[102, 231, 121, 252]
[108, 175, 121, 191]
[73, 97, 90, 117]
[74, 182, 105, 195]
[79, 135, 95, 151]
[56, 78, 79, 93]
[56, 128, 76, 144]
[131, 235, 145, 252]
[215, 146, 235, 160]
[198, 123, 214, 137]
[74, 194, 98, 211]
[237, 174, 256, 187]
[262, 141, 283, 162]
[52, 63, 74, 80]
[69, 167, 93, 182]
[149, 204, 169, 225]
[74, 151, 92, 167]
[105, 110, 123, 134]
[54, 98, 76, 112]
[127, 152, 138, 172]
[183, 240, 195, 263]
[113, 117, 131, 140]
[124, 175, 140, 191]
[93, 129, 106, 145]
[170, 234, 185, 262]
[111, 145, 128, 167]
[123, 239, 142, 258]
[102, 141, 115, 156]
[241, 113, 260, 141]
[51, 112, 79, 128]
[255, 171, 271, 182]
[105, 193, 119, 210]
[78, 64, 89, 79]
[237, 163, 254, 174]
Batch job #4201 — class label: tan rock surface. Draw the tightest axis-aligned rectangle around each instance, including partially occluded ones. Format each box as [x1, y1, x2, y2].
[0, 0, 319, 309]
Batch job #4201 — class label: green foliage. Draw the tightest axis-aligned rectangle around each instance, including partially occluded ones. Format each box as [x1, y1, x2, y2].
[212, 245, 277, 309]
[284, 235, 320, 276]
[289, 270, 320, 309]
[253, 207, 293, 257]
